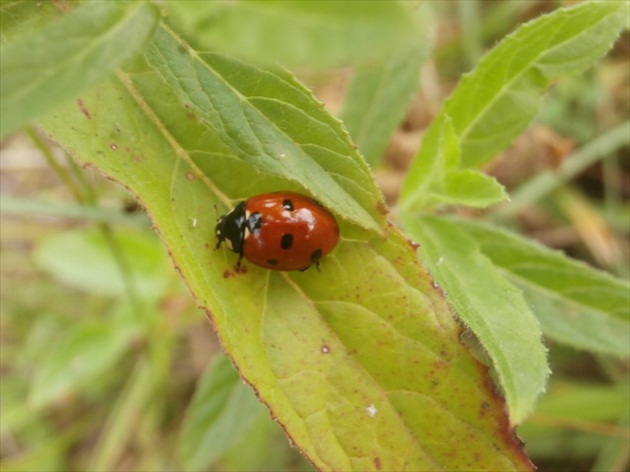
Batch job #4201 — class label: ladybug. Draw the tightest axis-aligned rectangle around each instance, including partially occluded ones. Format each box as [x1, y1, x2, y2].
[215, 192, 340, 271]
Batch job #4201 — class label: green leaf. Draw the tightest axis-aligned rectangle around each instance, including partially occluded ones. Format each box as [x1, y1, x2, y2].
[39, 25, 533, 470]
[143, 26, 385, 235]
[0, 195, 150, 226]
[519, 382, 630, 460]
[402, 215, 549, 425]
[88, 358, 157, 472]
[400, 115, 508, 210]
[179, 355, 268, 471]
[165, 0, 417, 68]
[400, 1, 629, 212]
[340, 5, 432, 167]
[0, 0, 63, 42]
[34, 228, 168, 299]
[459, 220, 630, 358]
[0, 0, 159, 138]
[29, 320, 138, 409]
[447, 0, 628, 168]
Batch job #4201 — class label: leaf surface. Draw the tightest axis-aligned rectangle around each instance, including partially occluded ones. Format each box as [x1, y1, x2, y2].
[0, 0, 159, 137]
[38, 24, 533, 472]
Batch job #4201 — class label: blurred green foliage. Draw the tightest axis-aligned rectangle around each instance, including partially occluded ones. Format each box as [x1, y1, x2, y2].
[1, 1, 628, 471]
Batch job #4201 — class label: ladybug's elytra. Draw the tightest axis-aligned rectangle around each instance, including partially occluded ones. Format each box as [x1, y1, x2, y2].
[215, 192, 340, 271]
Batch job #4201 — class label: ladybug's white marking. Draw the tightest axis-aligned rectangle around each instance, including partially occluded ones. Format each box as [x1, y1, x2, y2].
[365, 404, 378, 417]
[191, 218, 198, 228]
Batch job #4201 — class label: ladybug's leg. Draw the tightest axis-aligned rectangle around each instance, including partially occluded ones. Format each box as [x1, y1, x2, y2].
[310, 249, 323, 272]
[298, 262, 320, 272]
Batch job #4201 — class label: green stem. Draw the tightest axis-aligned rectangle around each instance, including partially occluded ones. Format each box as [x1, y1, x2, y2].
[25, 126, 84, 201]
[27, 127, 145, 315]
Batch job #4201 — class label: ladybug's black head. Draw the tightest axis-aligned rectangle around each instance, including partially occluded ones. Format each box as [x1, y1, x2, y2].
[215, 201, 247, 256]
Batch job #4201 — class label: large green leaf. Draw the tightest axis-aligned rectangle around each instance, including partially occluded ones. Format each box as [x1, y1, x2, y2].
[402, 215, 549, 425]
[400, 1, 629, 212]
[143, 25, 384, 235]
[0, 0, 159, 138]
[459, 220, 630, 357]
[38, 23, 533, 471]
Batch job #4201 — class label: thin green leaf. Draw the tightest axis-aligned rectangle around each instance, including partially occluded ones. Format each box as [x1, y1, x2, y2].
[591, 406, 630, 472]
[340, 5, 432, 167]
[0, 195, 150, 226]
[179, 355, 268, 472]
[459, 220, 630, 357]
[89, 358, 156, 472]
[39, 25, 533, 470]
[34, 228, 168, 299]
[0, 1, 159, 137]
[447, 0, 628, 168]
[402, 214, 549, 425]
[400, 1, 629, 212]
[519, 382, 629, 461]
[400, 115, 508, 210]
[28, 320, 138, 409]
[165, 0, 417, 68]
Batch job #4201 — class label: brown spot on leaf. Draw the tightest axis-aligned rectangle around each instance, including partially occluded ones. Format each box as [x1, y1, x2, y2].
[76, 98, 91, 119]
[407, 238, 419, 250]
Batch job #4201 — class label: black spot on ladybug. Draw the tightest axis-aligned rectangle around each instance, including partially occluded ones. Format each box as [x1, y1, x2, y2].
[280, 234, 293, 250]
[282, 199, 294, 211]
[311, 249, 323, 263]
[267, 259, 279, 266]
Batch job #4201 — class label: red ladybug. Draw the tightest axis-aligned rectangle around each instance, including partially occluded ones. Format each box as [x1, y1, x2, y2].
[215, 192, 339, 271]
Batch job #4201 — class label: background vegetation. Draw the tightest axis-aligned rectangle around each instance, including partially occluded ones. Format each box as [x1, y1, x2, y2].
[1, 1, 628, 471]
